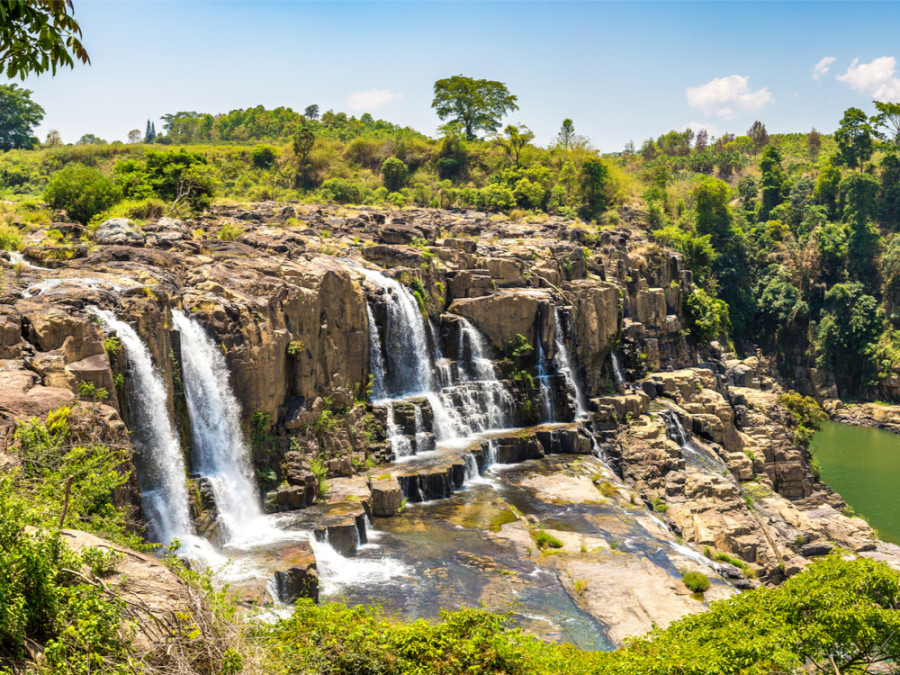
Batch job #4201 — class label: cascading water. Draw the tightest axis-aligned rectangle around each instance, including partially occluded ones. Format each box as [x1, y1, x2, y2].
[366, 304, 387, 401]
[88, 307, 220, 565]
[610, 351, 626, 387]
[660, 408, 724, 472]
[535, 337, 555, 422]
[171, 310, 270, 545]
[438, 318, 515, 436]
[356, 268, 436, 397]
[385, 402, 414, 459]
[553, 308, 588, 419]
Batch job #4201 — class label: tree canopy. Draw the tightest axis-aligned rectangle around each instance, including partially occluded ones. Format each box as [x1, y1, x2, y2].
[431, 75, 519, 140]
[0, 0, 89, 79]
[0, 84, 45, 151]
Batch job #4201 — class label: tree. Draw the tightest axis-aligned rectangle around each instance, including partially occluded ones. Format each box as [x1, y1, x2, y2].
[44, 129, 61, 146]
[431, 75, 518, 141]
[304, 104, 320, 121]
[747, 120, 769, 153]
[144, 120, 156, 142]
[0, 0, 89, 79]
[835, 107, 875, 171]
[0, 84, 44, 151]
[500, 124, 533, 167]
[76, 133, 106, 145]
[292, 118, 315, 188]
[874, 100, 900, 148]
[557, 119, 575, 150]
[579, 157, 611, 221]
[44, 165, 121, 224]
[381, 157, 408, 192]
[694, 129, 709, 152]
[759, 145, 791, 221]
[813, 282, 881, 386]
[807, 127, 822, 158]
[126, 129, 142, 144]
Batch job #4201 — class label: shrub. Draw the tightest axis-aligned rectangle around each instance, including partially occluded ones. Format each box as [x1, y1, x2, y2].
[251, 144, 278, 169]
[684, 287, 731, 343]
[0, 223, 24, 251]
[217, 222, 244, 242]
[44, 164, 122, 224]
[321, 177, 368, 204]
[381, 157, 409, 192]
[682, 571, 711, 593]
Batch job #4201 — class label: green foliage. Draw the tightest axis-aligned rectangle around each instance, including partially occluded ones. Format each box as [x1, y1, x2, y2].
[835, 106, 875, 171]
[103, 336, 120, 355]
[0, 223, 24, 251]
[77, 381, 108, 401]
[381, 157, 409, 192]
[286, 339, 304, 357]
[532, 528, 563, 550]
[502, 334, 534, 360]
[251, 144, 278, 169]
[651, 497, 668, 513]
[216, 222, 244, 241]
[703, 546, 755, 577]
[431, 75, 519, 140]
[44, 164, 121, 224]
[250, 409, 272, 450]
[682, 571, 710, 594]
[0, 0, 90, 80]
[778, 391, 827, 448]
[684, 288, 730, 342]
[309, 455, 328, 495]
[0, 84, 45, 151]
[812, 282, 882, 387]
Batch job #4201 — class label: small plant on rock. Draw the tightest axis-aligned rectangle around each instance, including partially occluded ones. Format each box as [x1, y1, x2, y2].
[682, 571, 711, 594]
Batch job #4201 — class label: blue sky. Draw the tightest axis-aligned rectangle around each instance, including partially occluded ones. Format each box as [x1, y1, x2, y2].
[16, 1, 900, 151]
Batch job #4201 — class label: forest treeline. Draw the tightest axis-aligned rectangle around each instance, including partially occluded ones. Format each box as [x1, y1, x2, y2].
[1, 87, 900, 395]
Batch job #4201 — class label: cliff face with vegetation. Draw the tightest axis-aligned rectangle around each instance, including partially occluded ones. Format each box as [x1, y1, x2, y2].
[1, 202, 897, 669]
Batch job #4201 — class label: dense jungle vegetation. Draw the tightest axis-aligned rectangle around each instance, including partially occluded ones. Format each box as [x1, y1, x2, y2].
[2, 87, 899, 397]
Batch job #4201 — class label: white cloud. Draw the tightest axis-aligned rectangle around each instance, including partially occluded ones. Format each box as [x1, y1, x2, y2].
[346, 89, 403, 112]
[812, 56, 836, 81]
[685, 75, 774, 119]
[686, 121, 720, 138]
[837, 57, 900, 101]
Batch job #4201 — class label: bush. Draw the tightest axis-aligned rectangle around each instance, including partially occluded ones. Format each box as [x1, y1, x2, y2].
[381, 157, 409, 192]
[321, 177, 368, 204]
[682, 571, 711, 593]
[251, 144, 278, 169]
[0, 223, 24, 251]
[684, 287, 731, 342]
[44, 164, 122, 224]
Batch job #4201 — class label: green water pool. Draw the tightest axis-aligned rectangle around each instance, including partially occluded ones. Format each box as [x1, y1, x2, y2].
[810, 420, 900, 545]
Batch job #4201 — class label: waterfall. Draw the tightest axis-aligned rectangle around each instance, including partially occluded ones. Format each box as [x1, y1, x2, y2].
[438, 318, 514, 436]
[356, 268, 435, 397]
[8, 250, 49, 271]
[535, 337, 555, 422]
[413, 405, 430, 454]
[611, 351, 626, 387]
[553, 308, 588, 419]
[464, 453, 479, 481]
[88, 307, 219, 565]
[366, 304, 388, 401]
[385, 402, 414, 459]
[171, 311, 266, 544]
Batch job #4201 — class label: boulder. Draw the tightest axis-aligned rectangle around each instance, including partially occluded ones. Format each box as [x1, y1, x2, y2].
[94, 218, 145, 246]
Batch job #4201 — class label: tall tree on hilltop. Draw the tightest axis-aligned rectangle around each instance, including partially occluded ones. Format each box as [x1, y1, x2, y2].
[835, 107, 875, 171]
[747, 121, 769, 153]
[431, 75, 518, 141]
[557, 119, 575, 150]
[874, 100, 900, 148]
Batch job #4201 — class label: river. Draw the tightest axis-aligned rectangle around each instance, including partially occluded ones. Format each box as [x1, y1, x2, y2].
[811, 420, 900, 545]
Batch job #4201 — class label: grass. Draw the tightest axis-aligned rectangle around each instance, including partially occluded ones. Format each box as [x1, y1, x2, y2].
[703, 546, 757, 578]
[532, 528, 564, 550]
[682, 571, 711, 594]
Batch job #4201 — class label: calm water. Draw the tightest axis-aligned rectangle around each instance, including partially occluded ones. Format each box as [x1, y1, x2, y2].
[811, 420, 900, 544]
